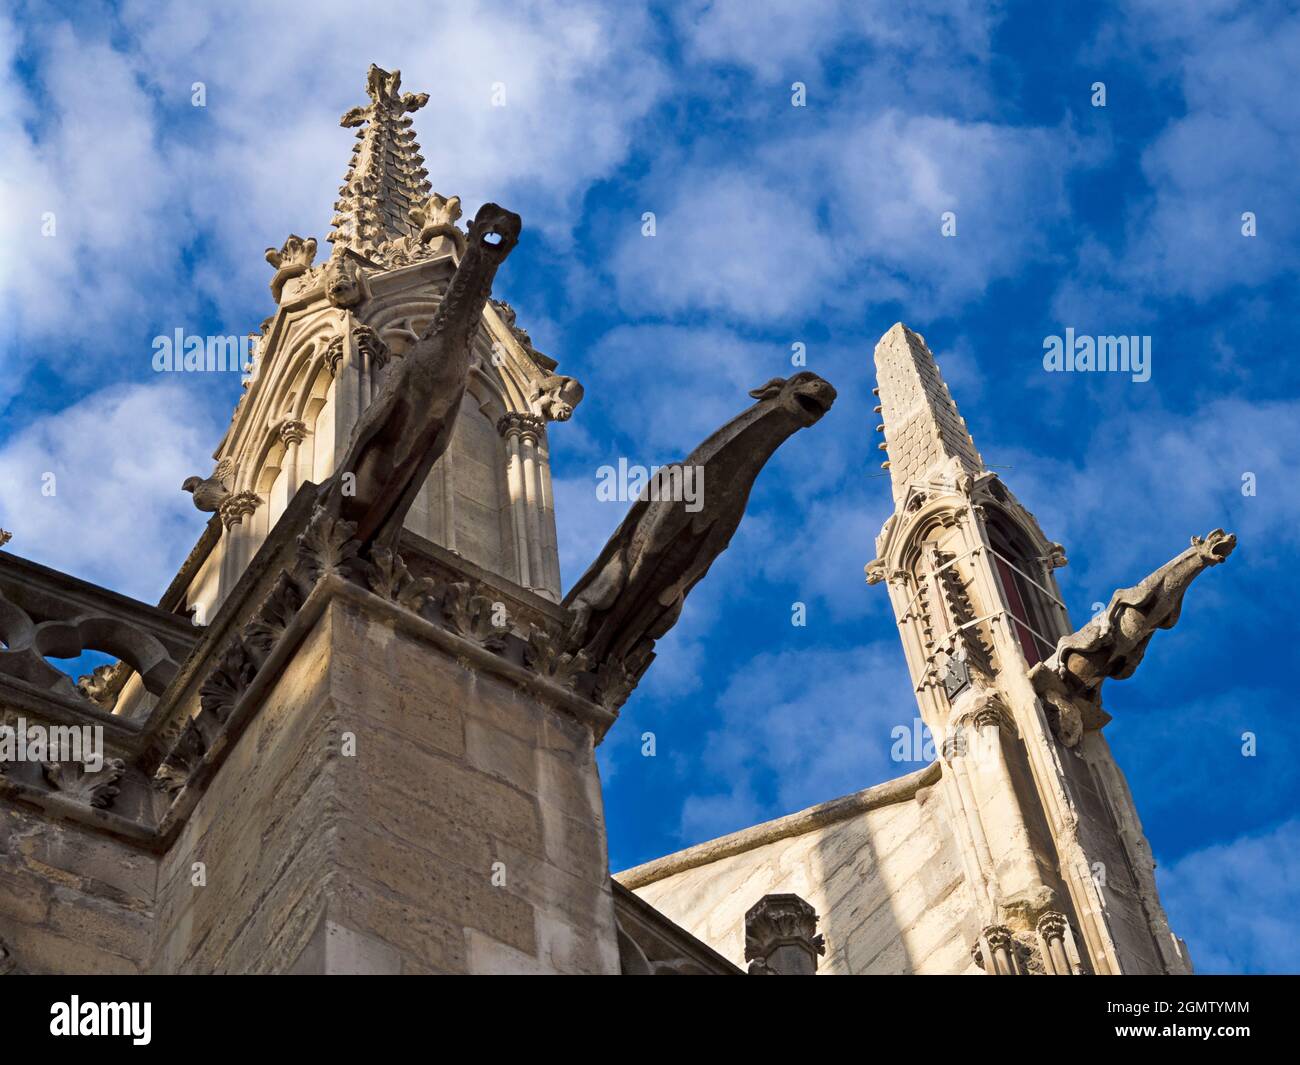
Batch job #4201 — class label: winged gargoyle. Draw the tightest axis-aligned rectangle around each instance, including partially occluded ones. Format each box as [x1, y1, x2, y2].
[317, 202, 522, 549]
[182, 458, 236, 513]
[564, 372, 837, 691]
[1031, 528, 1236, 745]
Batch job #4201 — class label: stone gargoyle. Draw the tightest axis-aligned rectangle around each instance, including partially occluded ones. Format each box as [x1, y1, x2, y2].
[317, 202, 522, 550]
[563, 372, 837, 687]
[1031, 528, 1236, 746]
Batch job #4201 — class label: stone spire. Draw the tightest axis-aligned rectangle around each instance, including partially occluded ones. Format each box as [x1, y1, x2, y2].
[872, 323, 984, 506]
[329, 64, 434, 257]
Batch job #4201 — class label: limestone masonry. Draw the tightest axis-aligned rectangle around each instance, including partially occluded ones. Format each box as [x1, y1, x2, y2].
[0, 66, 1231, 975]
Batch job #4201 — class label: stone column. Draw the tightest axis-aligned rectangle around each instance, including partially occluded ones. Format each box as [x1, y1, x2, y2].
[534, 431, 561, 597]
[218, 491, 263, 600]
[743, 893, 825, 975]
[498, 413, 545, 590]
[279, 419, 309, 499]
[518, 419, 547, 596]
[1036, 910, 1083, 975]
[973, 924, 1022, 975]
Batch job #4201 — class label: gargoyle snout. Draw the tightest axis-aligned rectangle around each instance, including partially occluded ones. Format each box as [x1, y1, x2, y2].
[789, 372, 837, 423]
[470, 203, 522, 258]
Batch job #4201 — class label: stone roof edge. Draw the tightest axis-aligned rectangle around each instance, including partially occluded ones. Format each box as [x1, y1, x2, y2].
[615, 759, 942, 890]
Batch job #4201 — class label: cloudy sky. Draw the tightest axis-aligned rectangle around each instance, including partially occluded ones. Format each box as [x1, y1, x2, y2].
[2, 0, 1297, 973]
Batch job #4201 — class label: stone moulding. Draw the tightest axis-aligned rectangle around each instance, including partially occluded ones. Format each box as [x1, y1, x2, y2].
[151, 503, 617, 838]
[616, 760, 942, 891]
[154, 570, 616, 845]
[0, 485, 613, 851]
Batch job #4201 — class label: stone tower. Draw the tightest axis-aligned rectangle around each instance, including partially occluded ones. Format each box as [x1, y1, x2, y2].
[622, 323, 1231, 976]
[183, 64, 579, 628]
[0, 64, 823, 976]
[866, 323, 1194, 974]
[0, 65, 623, 976]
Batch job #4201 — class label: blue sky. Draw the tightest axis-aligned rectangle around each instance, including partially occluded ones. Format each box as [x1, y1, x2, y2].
[1, 0, 1297, 974]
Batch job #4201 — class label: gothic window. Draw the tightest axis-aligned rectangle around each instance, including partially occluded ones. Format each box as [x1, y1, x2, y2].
[988, 517, 1058, 666]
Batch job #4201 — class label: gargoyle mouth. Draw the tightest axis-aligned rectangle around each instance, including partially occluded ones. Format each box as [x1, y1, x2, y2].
[469, 203, 522, 260]
[791, 378, 837, 422]
[1207, 530, 1237, 561]
[796, 393, 826, 417]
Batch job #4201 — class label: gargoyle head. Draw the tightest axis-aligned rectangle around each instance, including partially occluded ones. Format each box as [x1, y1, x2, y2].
[181, 476, 203, 493]
[748, 372, 838, 426]
[323, 254, 362, 308]
[1191, 528, 1236, 564]
[533, 374, 585, 422]
[466, 203, 521, 265]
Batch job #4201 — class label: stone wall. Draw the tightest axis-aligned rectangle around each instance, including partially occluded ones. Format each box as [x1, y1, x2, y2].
[0, 804, 154, 974]
[622, 766, 980, 974]
[152, 592, 620, 974]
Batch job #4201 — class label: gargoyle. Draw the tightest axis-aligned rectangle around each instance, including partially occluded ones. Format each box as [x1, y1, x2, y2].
[317, 202, 522, 549]
[323, 252, 363, 308]
[182, 458, 236, 513]
[411, 192, 466, 256]
[531, 374, 584, 422]
[564, 372, 837, 678]
[1031, 528, 1236, 745]
[265, 234, 318, 301]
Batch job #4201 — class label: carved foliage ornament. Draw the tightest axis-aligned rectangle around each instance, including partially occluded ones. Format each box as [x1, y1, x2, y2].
[161, 506, 604, 794]
[42, 757, 126, 810]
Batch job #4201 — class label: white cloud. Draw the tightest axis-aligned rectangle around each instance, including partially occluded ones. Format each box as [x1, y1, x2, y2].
[0, 380, 217, 600]
[1157, 818, 1300, 974]
[678, 643, 916, 843]
[0, 0, 671, 402]
[673, 0, 1004, 80]
[608, 110, 1074, 326]
[1058, 0, 1300, 314]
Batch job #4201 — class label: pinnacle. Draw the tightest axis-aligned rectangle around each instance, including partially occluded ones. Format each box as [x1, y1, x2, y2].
[328, 64, 437, 256]
[872, 323, 984, 506]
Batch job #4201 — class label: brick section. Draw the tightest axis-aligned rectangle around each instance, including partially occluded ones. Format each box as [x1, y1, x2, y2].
[873, 323, 984, 505]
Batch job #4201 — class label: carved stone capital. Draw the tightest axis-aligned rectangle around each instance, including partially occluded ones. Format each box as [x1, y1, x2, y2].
[279, 419, 309, 447]
[966, 693, 1013, 735]
[744, 893, 825, 975]
[1037, 910, 1068, 941]
[496, 411, 546, 440]
[352, 323, 390, 372]
[973, 924, 1023, 975]
[323, 334, 345, 377]
[1035, 910, 1083, 974]
[219, 491, 262, 529]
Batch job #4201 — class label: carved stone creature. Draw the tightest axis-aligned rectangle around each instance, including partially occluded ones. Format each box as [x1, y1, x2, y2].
[1032, 528, 1236, 745]
[182, 458, 235, 513]
[531, 374, 584, 421]
[411, 192, 466, 254]
[318, 202, 522, 549]
[323, 253, 363, 308]
[564, 373, 837, 676]
[265, 234, 318, 301]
